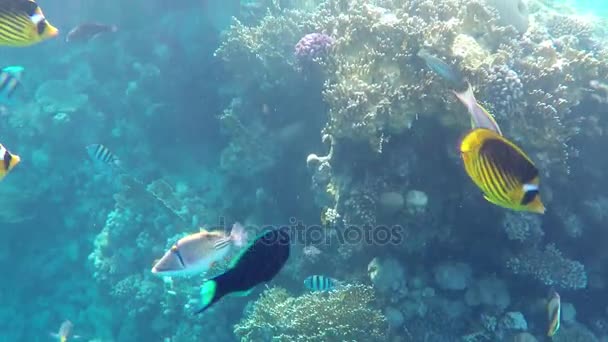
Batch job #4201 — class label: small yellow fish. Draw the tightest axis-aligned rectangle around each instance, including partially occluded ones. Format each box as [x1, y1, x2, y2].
[547, 291, 561, 337]
[0, 143, 19, 181]
[0, 0, 58, 47]
[460, 128, 545, 214]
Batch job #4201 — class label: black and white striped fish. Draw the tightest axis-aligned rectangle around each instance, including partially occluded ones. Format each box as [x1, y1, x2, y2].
[0, 66, 23, 101]
[86, 144, 121, 168]
[304, 275, 340, 292]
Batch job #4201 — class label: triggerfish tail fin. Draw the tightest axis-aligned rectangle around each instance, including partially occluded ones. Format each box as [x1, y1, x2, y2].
[453, 84, 502, 135]
[230, 222, 248, 247]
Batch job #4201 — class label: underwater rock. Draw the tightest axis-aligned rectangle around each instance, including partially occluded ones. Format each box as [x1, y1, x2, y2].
[405, 190, 428, 215]
[485, 0, 530, 34]
[452, 34, 489, 70]
[385, 306, 404, 330]
[35, 80, 89, 115]
[434, 262, 472, 291]
[465, 275, 511, 310]
[368, 257, 406, 295]
[500, 311, 528, 331]
[562, 302, 577, 324]
[378, 191, 405, 214]
[512, 332, 538, 342]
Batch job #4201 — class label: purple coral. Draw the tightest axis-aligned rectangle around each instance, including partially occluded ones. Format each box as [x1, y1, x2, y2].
[294, 33, 334, 63]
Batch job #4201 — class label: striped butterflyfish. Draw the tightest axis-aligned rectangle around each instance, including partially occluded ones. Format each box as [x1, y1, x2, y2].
[0, 0, 58, 47]
[0, 143, 20, 181]
[460, 128, 545, 214]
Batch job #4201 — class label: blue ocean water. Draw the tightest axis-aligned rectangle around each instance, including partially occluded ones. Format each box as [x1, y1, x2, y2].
[1, 0, 608, 341]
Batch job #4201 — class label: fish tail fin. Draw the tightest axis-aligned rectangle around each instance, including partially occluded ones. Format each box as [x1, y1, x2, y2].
[195, 280, 218, 315]
[230, 222, 248, 247]
[452, 82, 477, 112]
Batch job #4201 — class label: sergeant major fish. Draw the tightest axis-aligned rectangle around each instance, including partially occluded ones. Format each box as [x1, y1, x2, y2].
[86, 144, 122, 169]
[0, 65, 24, 102]
[304, 275, 341, 292]
[151, 223, 247, 277]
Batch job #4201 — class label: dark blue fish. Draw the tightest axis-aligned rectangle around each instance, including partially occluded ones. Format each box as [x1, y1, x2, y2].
[417, 49, 467, 91]
[195, 227, 291, 314]
[304, 275, 339, 292]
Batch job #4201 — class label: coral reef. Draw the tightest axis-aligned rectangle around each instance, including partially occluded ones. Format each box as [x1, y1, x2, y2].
[507, 243, 587, 289]
[234, 285, 388, 341]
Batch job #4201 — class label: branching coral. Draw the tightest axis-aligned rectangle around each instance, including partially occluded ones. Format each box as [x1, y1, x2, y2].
[506, 243, 587, 290]
[501, 212, 544, 243]
[234, 284, 388, 341]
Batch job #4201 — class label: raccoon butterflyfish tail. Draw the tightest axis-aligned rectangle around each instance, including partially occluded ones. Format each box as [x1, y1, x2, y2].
[194, 227, 290, 314]
[0, 0, 58, 47]
[460, 128, 545, 214]
[547, 291, 561, 336]
[453, 84, 502, 135]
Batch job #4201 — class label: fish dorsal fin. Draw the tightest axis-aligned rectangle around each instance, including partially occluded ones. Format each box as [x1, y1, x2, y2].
[14, 0, 39, 16]
[228, 237, 255, 268]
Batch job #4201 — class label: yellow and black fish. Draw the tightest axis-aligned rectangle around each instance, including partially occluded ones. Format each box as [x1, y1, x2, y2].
[0, 0, 58, 47]
[0, 143, 20, 180]
[460, 128, 545, 214]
